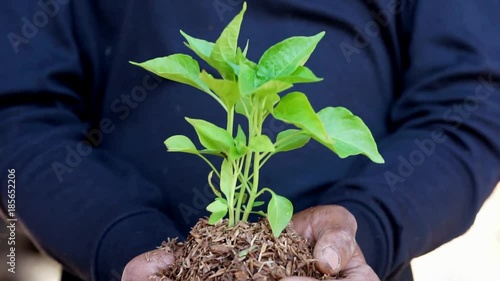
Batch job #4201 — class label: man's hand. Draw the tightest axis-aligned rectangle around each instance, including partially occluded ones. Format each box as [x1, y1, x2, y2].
[281, 205, 380, 281]
[121, 206, 378, 281]
[121, 248, 173, 281]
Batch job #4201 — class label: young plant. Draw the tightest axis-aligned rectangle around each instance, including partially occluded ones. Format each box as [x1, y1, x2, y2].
[130, 2, 384, 237]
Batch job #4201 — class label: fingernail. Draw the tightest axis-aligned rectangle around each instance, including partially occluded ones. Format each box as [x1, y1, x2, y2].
[322, 246, 341, 272]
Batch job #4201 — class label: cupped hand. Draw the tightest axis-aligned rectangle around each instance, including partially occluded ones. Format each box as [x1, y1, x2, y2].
[281, 205, 380, 281]
[121, 248, 173, 281]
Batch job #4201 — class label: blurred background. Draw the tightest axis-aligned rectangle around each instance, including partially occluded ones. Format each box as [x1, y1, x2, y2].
[1, 184, 499, 281]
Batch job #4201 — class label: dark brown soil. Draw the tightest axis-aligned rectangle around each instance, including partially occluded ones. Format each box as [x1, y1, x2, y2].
[156, 218, 342, 280]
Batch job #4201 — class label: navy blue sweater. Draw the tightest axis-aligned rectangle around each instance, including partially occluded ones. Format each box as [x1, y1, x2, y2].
[1, 1, 500, 280]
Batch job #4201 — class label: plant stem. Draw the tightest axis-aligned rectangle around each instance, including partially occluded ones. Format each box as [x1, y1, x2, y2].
[228, 158, 244, 226]
[198, 154, 220, 178]
[233, 157, 246, 223]
[235, 152, 252, 222]
[227, 107, 234, 136]
[256, 187, 273, 198]
[235, 103, 256, 223]
[259, 152, 274, 169]
[225, 106, 236, 226]
[228, 206, 235, 226]
[258, 130, 306, 169]
[206, 90, 227, 111]
[242, 100, 262, 221]
[242, 151, 261, 221]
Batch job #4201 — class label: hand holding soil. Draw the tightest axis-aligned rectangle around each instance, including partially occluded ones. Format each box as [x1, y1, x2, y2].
[282, 205, 380, 281]
[121, 205, 379, 281]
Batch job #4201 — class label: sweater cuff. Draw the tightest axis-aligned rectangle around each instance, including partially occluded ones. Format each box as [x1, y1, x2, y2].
[91, 209, 184, 281]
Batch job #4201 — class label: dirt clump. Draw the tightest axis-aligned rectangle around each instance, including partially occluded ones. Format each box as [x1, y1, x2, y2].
[156, 218, 342, 280]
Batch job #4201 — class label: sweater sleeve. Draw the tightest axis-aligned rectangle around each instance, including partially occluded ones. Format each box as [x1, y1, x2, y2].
[0, 3, 182, 281]
[318, 0, 500, 279]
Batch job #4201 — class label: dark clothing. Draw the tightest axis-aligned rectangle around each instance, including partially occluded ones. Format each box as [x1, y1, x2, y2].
[1, 1, 500, 280]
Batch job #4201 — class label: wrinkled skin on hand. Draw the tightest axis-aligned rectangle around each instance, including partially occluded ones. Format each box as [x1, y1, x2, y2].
[281, 205, 380, 281]
[122, 205, 379, 281]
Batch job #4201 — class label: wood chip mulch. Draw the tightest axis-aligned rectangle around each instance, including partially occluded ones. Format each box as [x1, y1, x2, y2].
[155, 218, 342, 280]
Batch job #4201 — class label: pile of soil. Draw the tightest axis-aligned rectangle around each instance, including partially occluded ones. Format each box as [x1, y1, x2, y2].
[156, 218, 342, 280]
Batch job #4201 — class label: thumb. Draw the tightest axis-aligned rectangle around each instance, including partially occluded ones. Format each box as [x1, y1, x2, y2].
[302, 206, 358, 275]
[122, 249, 174, 281]
[313, 227, 357, 275]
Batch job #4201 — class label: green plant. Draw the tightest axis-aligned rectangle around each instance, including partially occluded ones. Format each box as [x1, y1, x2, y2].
[130, 2, 384, 237]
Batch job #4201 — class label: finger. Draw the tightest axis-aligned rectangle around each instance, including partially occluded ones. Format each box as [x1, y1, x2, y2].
[310, 206, 357, 274]
[281, 272, 378, 281]
[121, 248, 174, 281]
[291, 206, 357, 242]
[281, 246, 380, 281]
[313, 227, 356, 275]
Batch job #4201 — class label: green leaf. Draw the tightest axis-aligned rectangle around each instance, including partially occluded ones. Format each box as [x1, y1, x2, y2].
[229, 146, 248, 161]
[317, 107, 385, 163]
[233, 125, 248, 158]
[242, 39, 249, 57]
[180, 30, 214, 63]
[210, 2, 247, 79]
[252, 210, 267, 217]
[235, 125, 247, 145]
[219, 159, 233, 200]
[272, 92, 331, 146]
[238, 245, 257, 258]
[200, 71, 240, 109]
[164, 135, 198, 154]
[207, 198, 228, 224]
[263, 93, 280, 114]
[254, 80, 293, 97]
[237, 45, 257, 69]
[230, 46, 256, 76]
[267, 191, 293, 237]
[252, 201, 265, 207]
[256, 32, 325, 86]
[199, 149, 224, 157]
[185, 118, 234, 153]
[207, 198, 228, 213]
[275, 129, 311, 152]
[230, 47, 258, 76]
[235, 95, 253, 117]
[165, 135, 224, 157]
[208, 209, 228, 224]
[249, 135, 275, 152]
[276, 66, 323, 84]
[238, 63, 257, 96]
[130, 54, 210, 93]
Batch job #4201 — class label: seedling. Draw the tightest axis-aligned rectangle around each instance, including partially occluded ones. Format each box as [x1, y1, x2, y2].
[131, 2, 384, 237]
